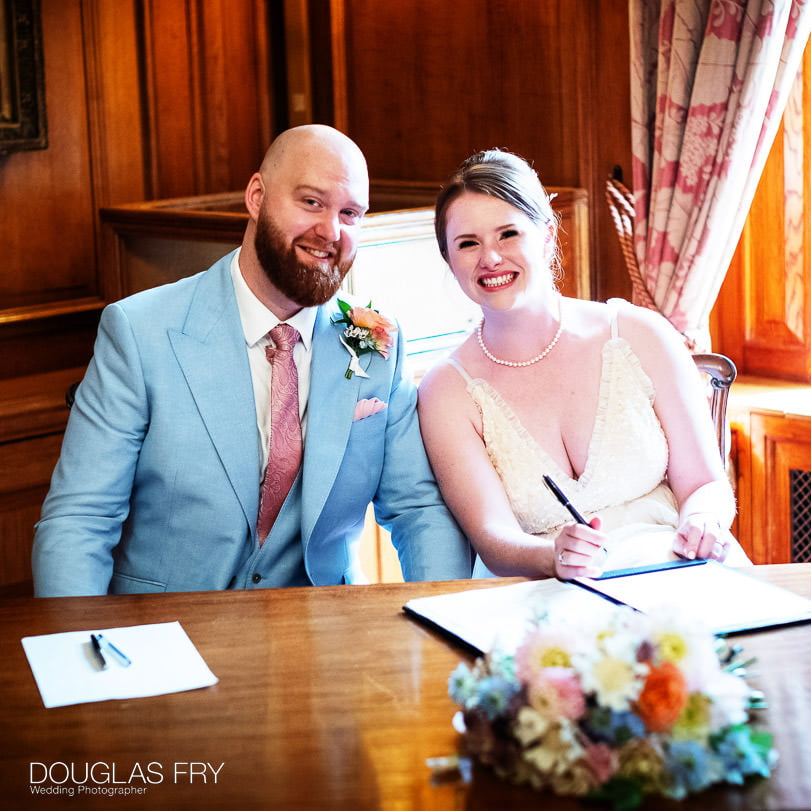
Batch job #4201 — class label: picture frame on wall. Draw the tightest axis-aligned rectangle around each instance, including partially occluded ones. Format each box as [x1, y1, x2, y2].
[0, 0, 47, 154]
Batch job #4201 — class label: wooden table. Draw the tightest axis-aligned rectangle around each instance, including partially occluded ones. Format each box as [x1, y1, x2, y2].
[1, 565, 809, 809]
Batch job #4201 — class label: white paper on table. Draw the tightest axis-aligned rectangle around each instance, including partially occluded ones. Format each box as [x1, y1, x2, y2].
[575, 561, 811, 635]
[404, 578, 614, 654]
[21, 621, 218, 708]
[405, 562, 811, 655]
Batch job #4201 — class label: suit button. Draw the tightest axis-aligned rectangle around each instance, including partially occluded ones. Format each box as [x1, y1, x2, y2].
[252, 573, 262, 584]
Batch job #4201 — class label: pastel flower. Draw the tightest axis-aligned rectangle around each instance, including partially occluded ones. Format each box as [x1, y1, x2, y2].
[525, 666, 585, 721]
[475, 675, 519, 720]
[334, 299, 397, 378]
[636, 660, 688, 733]
[617, 737, 667, 795]
[583, 741, 618, 784]
[706, 670, 750, 729]
[712, 725, 774, 783]
[521, 719, 583, 775]
[347, 307, 396, 357]
[580, 652, 647, 712]
[549, 757, 598, 797]
[648, 609, 719, 690]
[515, 628, 576, 679]
[348, 306, 390, 331]
[584, 705, 646, 746]
[662, 740, 716, 799]
[448, 663, 477, 706]
[671, 692, 712, 741]
[513, 705, 550, 746]
[654, 630, 690, 665]
[483, 648, 517, 683]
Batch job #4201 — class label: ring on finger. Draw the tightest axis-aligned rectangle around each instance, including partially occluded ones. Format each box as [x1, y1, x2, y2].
[558, 552, 565, 565]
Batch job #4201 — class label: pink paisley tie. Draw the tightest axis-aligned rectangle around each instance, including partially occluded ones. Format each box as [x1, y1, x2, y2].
[257, 324, 302, 543]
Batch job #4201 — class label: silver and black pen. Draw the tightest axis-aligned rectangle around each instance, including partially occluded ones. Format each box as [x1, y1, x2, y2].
[89, 632, 132, 668]
[542, 474, 589, 525]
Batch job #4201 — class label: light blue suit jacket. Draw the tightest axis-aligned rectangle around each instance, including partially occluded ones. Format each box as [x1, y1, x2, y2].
[32, 252, 473, 595]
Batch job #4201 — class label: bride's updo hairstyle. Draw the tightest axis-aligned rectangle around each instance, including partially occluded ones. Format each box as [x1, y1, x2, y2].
[434, 149, 560, 269]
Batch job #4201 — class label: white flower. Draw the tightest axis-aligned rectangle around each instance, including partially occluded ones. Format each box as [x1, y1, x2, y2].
[647, 608, 720, 691]
[706, 670, 750, 729]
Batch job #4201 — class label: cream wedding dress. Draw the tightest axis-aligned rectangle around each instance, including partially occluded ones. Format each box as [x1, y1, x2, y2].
[448, 310, 751, 578]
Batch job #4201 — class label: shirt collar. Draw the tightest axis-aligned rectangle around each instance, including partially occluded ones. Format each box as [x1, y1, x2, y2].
[230, 249, 317, 350]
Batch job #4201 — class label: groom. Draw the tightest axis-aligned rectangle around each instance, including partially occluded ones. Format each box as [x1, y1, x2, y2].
[32, 124, 473, 596]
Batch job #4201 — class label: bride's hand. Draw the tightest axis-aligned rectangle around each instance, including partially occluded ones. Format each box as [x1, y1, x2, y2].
[675, 512, 728, 562]
[554, 516, 606, 579]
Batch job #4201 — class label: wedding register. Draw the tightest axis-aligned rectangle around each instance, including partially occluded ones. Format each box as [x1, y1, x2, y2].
[404, 561, 811, 654]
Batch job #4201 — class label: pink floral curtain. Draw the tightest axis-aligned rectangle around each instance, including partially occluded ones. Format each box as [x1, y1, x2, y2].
[630, 0, 811, 350]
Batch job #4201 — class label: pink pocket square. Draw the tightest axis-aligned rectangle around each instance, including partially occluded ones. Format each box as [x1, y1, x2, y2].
[353, 397, 387, 421]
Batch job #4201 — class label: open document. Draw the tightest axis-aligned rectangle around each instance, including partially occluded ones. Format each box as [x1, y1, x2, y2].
[404, 561, 811, 654]
[22, 621, 218, 708]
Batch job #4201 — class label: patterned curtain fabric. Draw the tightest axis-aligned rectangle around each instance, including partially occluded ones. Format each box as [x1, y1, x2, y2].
[630, 0, 811, 349]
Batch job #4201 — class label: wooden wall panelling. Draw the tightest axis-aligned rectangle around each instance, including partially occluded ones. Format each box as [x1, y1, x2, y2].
[714, 48, 810, 380]
[141, 0, 198, 197]
[83, 0, 148, 314]
[728, 414, 753, 558]
[0, 367, 83, 593]
[1, 0, 101, 320]
[315, 0, 632, 303]
[583, 1, 634, 303]
[748, 412, 811, 563]
[140, 0, 275, 201]
[0, 0, 151, 378]
[196, 0, 274, 189]
[82, 0, 148, 212]
[326, 0, 348, 132]
[0, 0, 278, 592]
[283, 0, 313, 126]
[0, 434, 64, 593]
[339, 0, 584, 183]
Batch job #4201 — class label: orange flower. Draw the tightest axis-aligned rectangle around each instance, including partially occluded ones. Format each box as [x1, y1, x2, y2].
[635, 661, 687, 733]
[348, 306, 391, 332]
[348, 306, 397, 357]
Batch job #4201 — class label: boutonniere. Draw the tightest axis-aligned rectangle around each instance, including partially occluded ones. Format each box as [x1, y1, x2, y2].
[332, 299, 397, 379]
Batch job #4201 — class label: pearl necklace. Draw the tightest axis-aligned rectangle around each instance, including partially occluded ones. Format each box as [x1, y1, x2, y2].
[477, 307, 563, 368]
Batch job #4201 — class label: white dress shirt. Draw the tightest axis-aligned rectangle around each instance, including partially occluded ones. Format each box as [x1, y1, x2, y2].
[230, 250, 317, 476]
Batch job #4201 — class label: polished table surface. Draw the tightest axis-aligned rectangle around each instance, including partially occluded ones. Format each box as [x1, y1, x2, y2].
[1, 564, 810, 810]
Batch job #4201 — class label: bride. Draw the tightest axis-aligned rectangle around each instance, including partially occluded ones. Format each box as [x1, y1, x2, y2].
[418, 148, 751, 579]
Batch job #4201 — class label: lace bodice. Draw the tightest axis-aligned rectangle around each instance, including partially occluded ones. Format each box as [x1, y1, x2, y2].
[449, 333, 669, 537]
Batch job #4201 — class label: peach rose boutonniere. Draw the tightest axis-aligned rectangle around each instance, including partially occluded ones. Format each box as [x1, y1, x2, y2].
[333, 299, 397, 379]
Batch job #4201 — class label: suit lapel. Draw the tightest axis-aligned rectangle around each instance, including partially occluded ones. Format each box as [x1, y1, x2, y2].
[301, 303, 370, 542]
[168, 257, 260, 530]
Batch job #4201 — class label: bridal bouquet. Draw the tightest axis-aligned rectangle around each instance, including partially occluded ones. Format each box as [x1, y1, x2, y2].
[447, 605, 775, 808]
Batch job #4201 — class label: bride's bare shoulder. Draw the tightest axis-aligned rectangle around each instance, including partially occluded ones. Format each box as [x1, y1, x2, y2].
[419, 340, 474, 400]
[562, 297, 614, 338]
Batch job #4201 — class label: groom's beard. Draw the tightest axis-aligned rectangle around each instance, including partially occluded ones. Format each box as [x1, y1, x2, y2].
[254, 208, 355, 307]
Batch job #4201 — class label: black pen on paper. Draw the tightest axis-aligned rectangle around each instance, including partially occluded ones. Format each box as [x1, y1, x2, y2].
[90, 633, 132, 668]
[542, 475, 589, 525]
[89, 633, 108, 670]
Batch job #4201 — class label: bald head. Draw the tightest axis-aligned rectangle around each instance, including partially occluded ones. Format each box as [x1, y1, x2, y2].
[259, 125, 368, 191]
[240, 125, 369, 319]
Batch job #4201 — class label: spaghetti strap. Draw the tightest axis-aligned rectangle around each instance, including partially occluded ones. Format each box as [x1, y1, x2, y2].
[446, 357, 474, 385]
[606, 297, 622, 340]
